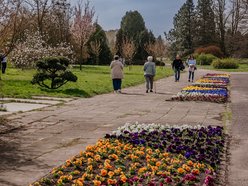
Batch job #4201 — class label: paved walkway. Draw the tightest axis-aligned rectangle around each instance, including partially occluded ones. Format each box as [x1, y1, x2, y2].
[228, 72, 248, 186]
[0, 69, 228, 186]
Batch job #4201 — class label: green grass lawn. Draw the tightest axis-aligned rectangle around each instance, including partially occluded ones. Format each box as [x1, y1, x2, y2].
[199, 64, 248, 72]
[0, 65, 173, 98]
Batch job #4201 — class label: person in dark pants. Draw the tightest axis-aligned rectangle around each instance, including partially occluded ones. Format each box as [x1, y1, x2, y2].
[1, 49, 7, 74]
[144, 56, 156, 93]
[187, 55, 197, 82]
[172, 55, 183, 82]
[110, 55, 124, 93]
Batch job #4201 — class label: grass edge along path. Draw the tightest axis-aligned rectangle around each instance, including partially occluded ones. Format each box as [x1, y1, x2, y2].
[0, 66, 173, 99]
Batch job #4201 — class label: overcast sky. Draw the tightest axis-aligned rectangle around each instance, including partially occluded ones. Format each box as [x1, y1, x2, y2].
[71, 0, 187, 37]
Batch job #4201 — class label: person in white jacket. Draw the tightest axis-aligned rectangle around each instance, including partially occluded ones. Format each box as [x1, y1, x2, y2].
[110, 55, 124, 93]
[187, 55, 197, 82]
[144, 56, 156, 93]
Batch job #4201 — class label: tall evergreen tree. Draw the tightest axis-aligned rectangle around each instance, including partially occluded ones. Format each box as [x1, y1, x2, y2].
[115, 10, 155, 63]
[86, 24, 112, 65]
[165, 0, 195, 55]
[195, 0, 217, 46]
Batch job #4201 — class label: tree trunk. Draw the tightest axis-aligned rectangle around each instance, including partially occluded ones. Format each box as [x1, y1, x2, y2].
[80, 45, 83, 71]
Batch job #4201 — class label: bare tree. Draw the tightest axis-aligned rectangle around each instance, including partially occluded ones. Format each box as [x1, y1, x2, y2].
[213, 0, 233, 55]
[121, 37, 136, 69]
[229, 0, 248, 35]
[90, 40, 102, 65]
[71, 0, 95, 70]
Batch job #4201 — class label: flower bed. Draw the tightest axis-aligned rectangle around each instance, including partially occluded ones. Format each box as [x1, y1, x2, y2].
[170, 73, 230, 103]
[31, 123, 226, 186]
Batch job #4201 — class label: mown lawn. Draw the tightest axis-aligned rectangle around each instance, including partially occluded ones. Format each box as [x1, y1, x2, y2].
[0, 65, 173, 98]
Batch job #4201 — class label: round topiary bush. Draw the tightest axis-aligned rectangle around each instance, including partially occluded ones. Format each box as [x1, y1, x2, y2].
[31, 56, 77, 89]
[212, 58, 239, 69]
[196, 54, 217, 65]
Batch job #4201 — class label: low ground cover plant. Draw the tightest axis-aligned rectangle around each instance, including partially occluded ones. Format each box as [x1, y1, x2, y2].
[171, 73, 230, 103]
[31, 123, 226, 186]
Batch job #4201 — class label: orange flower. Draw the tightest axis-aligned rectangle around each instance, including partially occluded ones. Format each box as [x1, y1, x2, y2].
[108, 171, 115, 178]
[107, 179, 117, 185]
[163, 152, 169, 157]
[94, 155, 101, 161]
[74, 179, 84, 186]
[177, 168, 185, 174]
[120, 175, 127, 183]
[93, 180, 101, 186]
[138, 167, 147, 175]
[101, 169, 108, 177]
[192, 169, 200, 175]
[187, 160, 194, 166]
[156, 161, 162, 167]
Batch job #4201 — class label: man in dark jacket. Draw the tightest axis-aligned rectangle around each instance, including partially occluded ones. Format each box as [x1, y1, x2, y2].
[172, 55, 183, 82]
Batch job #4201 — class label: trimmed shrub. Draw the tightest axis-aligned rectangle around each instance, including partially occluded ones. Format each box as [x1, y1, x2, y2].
[212, 58, 239, 69]
[195, 45, 224, 58]
[31, 57, 77, 89]
[196, 54, 217, 65]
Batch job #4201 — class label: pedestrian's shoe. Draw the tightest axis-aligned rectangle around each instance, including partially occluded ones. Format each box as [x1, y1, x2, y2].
[150, 90, 153, 92]
[146, 90, 149, 93]
[188, 79, 190, 82]
[118, 89, 122, 93]
[192, 80, 194, 82]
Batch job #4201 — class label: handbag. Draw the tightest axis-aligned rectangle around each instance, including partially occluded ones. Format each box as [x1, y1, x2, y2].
[180, 63, 185, 71]
[194, 66, 197, 70]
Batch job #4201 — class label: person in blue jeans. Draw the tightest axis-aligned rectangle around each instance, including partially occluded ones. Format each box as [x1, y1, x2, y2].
[172, 55, 183, 82]
[110, 55, 124, 93]
[144, 56, 156, 93]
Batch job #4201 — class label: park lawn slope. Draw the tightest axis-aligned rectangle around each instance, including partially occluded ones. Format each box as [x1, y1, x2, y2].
[0, 65, 173, 98]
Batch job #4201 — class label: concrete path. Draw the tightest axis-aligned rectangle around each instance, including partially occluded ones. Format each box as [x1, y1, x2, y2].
[0, 69, 227, 186]
[228, 72, 248, 186]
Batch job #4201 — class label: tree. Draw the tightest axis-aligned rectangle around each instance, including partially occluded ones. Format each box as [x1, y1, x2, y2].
[213, 0, 229, 55]
[31, 57, 77, 89]
[195, 0, 217, 46]
[10, 31, 73, 68]
[165, 0, 196, 56]
[86, 24, 112, 65]
[71, 0, 95, 70]
[121, 37, 136, 68]
[116, 11, 154, 62]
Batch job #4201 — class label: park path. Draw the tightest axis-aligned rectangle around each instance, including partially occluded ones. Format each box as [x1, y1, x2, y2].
[227, 72, 248, 186]
[0, 69, 227, 186]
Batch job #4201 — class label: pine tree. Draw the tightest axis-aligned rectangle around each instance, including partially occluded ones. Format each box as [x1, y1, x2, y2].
[195, 0, 217, 46]
[86, 24, 112, 65]
[115, 10, 154, 63]
[165, 0, 195, 55]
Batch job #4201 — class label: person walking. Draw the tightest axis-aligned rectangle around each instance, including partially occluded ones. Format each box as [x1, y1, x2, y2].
[172, 54, 183, 82]
[0, 49, 7, 74]
[187, 55, 197, 82]
[110, 55, 124, 93]
[144, 56, 156, 93]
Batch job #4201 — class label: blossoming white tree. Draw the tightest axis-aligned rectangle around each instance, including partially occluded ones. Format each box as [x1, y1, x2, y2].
[10, 31, 73, 68]
[71, 0, 95, 70]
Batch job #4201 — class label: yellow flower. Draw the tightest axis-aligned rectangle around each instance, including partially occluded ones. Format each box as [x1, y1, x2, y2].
[93, 180, 101, 186]
[163, 152, 169, 157]
[74, 179, 84, 186]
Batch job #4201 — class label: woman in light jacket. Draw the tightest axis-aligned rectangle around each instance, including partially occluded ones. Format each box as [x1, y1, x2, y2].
[187, 55, 197, 82]
[110, 55, 124, 93]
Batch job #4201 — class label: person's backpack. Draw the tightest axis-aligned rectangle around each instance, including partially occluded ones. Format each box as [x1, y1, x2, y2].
[180, 63, 185, 71]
